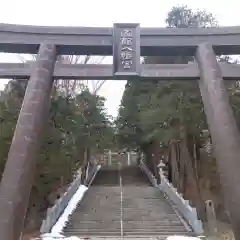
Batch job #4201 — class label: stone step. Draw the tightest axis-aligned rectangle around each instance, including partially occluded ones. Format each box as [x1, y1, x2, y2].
[73, 205, 120, 209]
[67, 220, 183, 224]
[73, 210, 121, 213]
[122, 217, 182, 221]
[71, 216, 121, 220]
[75, 205, 121, 208]
[122, 211, 178, 215]
[122, 203, 171, 206]
[122, 216, 181, 219]
[70, 216, 121, 221]
[122, 194, 164, 198]
[123, 231, 193, 235]
[123, 220, 185, 223]
[122, 225, 187, 229]
[66, 226, 122, 230]
[70, 208, 121, 212]
[70, 213, 121, 216]
[67, 223, 121, 229]
[64, 230, 192, 235]
[122, 208, 175, 212]
[122, 207, 178, 212]
[64, 232, 190, 236]
[82, 195, 120, 198]
[74, 208, 121, 211]
[122, 205, 175, 209]
[84, 186, 121, 191]
[70, 212, 121, 216]
[122, 190, 163, 194]
[122, 200, 171, 202]
[92, 169, 120, 186]
[64, 236, 193, 240]
[64, 231, 121, 236]
[79, 201, 120, 204]
[84, 194, 120, 197]
[66, 221, 185, 227]
[122, 214, 180, 218]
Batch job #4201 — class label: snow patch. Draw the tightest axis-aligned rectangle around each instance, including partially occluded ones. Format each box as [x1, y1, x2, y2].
[40, 233, 82, 239]
[166, 236, 204, 240]
[50, 185, 88, 234]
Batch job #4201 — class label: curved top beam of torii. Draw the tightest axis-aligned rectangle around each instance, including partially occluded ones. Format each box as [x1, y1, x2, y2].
[0, 23, 240, 55]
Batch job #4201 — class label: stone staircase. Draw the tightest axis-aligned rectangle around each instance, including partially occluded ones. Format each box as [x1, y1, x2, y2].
[63, 165, 194, 238]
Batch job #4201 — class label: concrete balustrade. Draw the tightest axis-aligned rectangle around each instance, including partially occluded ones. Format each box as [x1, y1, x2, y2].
[159, 172, 203, 235]
[139, 158, 203, 235]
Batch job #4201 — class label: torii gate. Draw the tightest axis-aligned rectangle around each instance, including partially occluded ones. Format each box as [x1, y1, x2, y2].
[0, 23, 240, 239]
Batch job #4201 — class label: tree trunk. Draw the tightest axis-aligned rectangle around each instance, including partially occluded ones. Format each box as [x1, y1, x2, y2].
[178, 141, 185, 194]
[180, 123, 205, 220]
[169, 140, 180, 190]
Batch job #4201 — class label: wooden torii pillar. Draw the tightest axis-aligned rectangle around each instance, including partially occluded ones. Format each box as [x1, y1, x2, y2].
[196, 43, 240, 239]
[0, 44, 57, 240]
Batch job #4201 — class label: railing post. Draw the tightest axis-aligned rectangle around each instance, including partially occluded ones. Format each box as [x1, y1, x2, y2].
[85, 162, 89, 185]
[0, 44, 57, 240]
[196, 43, 240, 238]
[205, 200, 218, 235]
[127, 152, 130, 166]
[109, 150, 112, 165]
[158, 160, 165, 184]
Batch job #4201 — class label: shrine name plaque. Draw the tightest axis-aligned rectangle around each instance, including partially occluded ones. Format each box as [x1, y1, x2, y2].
[113, 23, 140, 77]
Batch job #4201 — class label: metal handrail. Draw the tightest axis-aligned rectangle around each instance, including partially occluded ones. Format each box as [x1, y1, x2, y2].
[139, 159, 158, 186]
[119, 163, 123, 239]
[88, 164, 101, 187]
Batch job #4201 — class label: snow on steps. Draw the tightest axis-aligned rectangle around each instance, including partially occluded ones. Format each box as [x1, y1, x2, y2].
[38, 233, 204, 240]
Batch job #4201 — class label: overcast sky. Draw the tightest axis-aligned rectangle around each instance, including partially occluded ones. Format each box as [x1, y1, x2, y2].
[0, 0, 240, 117]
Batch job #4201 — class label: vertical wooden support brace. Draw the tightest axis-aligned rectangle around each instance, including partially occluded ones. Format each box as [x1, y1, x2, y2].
[195, 43, 240, 239]
[0, 44, 57, 240]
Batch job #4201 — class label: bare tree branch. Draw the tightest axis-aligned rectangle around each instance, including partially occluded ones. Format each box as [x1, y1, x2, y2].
[17, 54, 107, 96]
